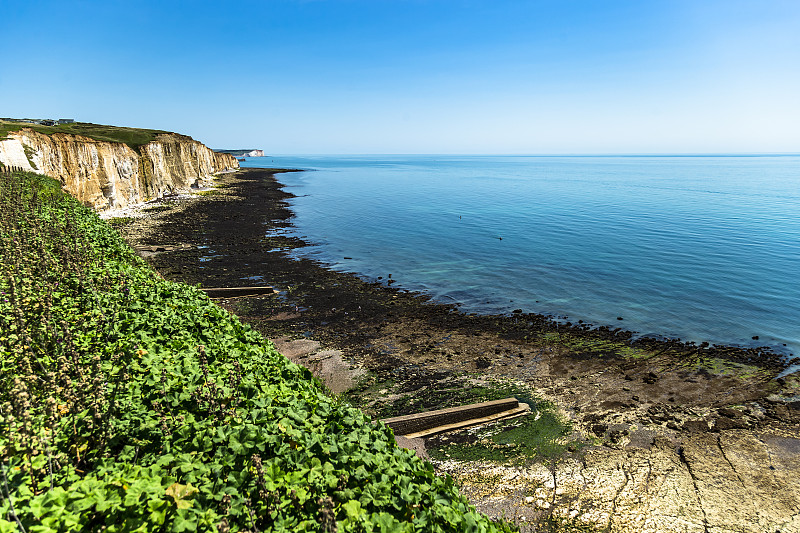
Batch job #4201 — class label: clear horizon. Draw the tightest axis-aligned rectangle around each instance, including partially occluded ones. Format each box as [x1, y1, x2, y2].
[2, 1, 799, 154]
[245, 152, 800, 156]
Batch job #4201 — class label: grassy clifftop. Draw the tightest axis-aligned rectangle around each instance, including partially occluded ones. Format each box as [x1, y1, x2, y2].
[0, 120, 178, 149]
[0, 171, 514, 532]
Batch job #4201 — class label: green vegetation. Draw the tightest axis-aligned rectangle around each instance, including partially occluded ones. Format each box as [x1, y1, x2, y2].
[693, 358, 769, 380]
[21, 146, 37, 171]
[531, 332, 651, 360]
[427, 401, 577, 464]
[142, 204, 173, 214]
[0, 120, 172, 149]
[106, 217, 134, 228]
[0, 171, 515, 532]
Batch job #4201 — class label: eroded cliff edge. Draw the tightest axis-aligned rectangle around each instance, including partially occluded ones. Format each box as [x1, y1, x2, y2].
[0, 127, 238, 210]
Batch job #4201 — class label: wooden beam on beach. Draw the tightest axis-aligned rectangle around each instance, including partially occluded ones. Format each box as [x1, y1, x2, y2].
[133, 244, 194, 257]
[201, 286, 278, 298]
[381, 397, 530, 438]
[134, 244, 194, 252]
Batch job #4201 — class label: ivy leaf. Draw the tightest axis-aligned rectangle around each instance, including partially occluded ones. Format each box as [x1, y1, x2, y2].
[172, 512, 198, 532]
[343, 500, 365, 520]
[165, 482, 199, 510]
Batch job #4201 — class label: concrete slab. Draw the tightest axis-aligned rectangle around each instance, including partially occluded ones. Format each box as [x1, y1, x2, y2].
[272, 338, 321, 360]
[395, 436, 429, 460]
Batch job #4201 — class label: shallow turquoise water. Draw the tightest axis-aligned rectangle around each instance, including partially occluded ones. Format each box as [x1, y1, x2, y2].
[242, 155, 800, 367]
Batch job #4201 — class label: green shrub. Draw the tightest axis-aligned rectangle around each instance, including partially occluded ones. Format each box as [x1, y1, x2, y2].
[0, 121, 169, 149]
[0, 172, 515, 532]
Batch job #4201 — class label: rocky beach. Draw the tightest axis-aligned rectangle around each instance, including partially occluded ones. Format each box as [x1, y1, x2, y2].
[115, 168, 800, 533]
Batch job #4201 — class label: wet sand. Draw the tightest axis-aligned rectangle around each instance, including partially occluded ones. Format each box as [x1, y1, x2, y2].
[115, 168, 800, 532]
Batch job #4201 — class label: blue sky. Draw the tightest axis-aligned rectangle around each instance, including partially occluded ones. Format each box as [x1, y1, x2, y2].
[2, 0, 799, 154]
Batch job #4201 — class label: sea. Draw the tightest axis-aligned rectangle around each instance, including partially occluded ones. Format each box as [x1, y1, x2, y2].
[241, 155, 800, 373]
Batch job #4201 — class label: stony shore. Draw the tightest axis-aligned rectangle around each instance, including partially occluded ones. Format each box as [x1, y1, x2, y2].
[114, 168, 800, 533]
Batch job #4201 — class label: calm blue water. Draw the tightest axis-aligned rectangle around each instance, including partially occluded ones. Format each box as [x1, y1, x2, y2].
[242, 155, 800, 369]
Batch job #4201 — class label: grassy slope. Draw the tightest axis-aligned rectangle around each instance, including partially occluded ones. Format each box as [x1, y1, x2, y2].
[0, 120, 175, 149]
[0, 172, 514, 533]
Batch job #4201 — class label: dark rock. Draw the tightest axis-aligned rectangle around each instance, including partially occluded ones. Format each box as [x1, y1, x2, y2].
[683, 420, 710, 432]
[718, 407, 742, 419]
[607, 429, 627, 443]
[768, 404, 790, 420]
[600, 400, 627, 410]
[475, 357, 491, 369]
[643, 372, 659, 384]
[592, 423, 608, 437]
[627, 429, 656, 448]
[713, 416, 749, 431]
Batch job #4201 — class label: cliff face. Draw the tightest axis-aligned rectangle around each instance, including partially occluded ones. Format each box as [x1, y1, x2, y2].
[0, 129, 238, 211]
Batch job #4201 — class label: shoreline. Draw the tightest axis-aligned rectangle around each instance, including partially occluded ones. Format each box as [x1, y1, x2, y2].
[244, 155, 800, 366]
[255, 165, 797, 375]
[115, 167, 800, 532]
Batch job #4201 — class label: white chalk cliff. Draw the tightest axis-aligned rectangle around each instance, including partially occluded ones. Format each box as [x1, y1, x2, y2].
[0, 129, 238, 211]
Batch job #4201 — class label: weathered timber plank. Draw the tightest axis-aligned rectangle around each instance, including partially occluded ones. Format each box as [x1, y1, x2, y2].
[381, 397, 522, 436]
[201, 286, 278, 298]
[403, 403, 530, 438]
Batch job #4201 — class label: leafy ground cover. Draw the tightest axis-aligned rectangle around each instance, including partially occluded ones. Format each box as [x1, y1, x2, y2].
[0, 171, 515, 532]
[0, 120, 171, 149]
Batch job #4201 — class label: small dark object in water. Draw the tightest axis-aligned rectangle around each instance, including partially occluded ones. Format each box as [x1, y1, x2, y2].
[617, 316, 624, 320]
[752, 335, 759, 340]
[344, 257, 352, 259]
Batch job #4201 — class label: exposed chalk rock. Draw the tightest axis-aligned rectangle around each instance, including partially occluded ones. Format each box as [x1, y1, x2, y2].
[0, 128, 238, 211]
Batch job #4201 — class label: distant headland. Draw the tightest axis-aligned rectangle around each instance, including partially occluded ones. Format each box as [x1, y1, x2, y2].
[215, 149, 265, 157]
